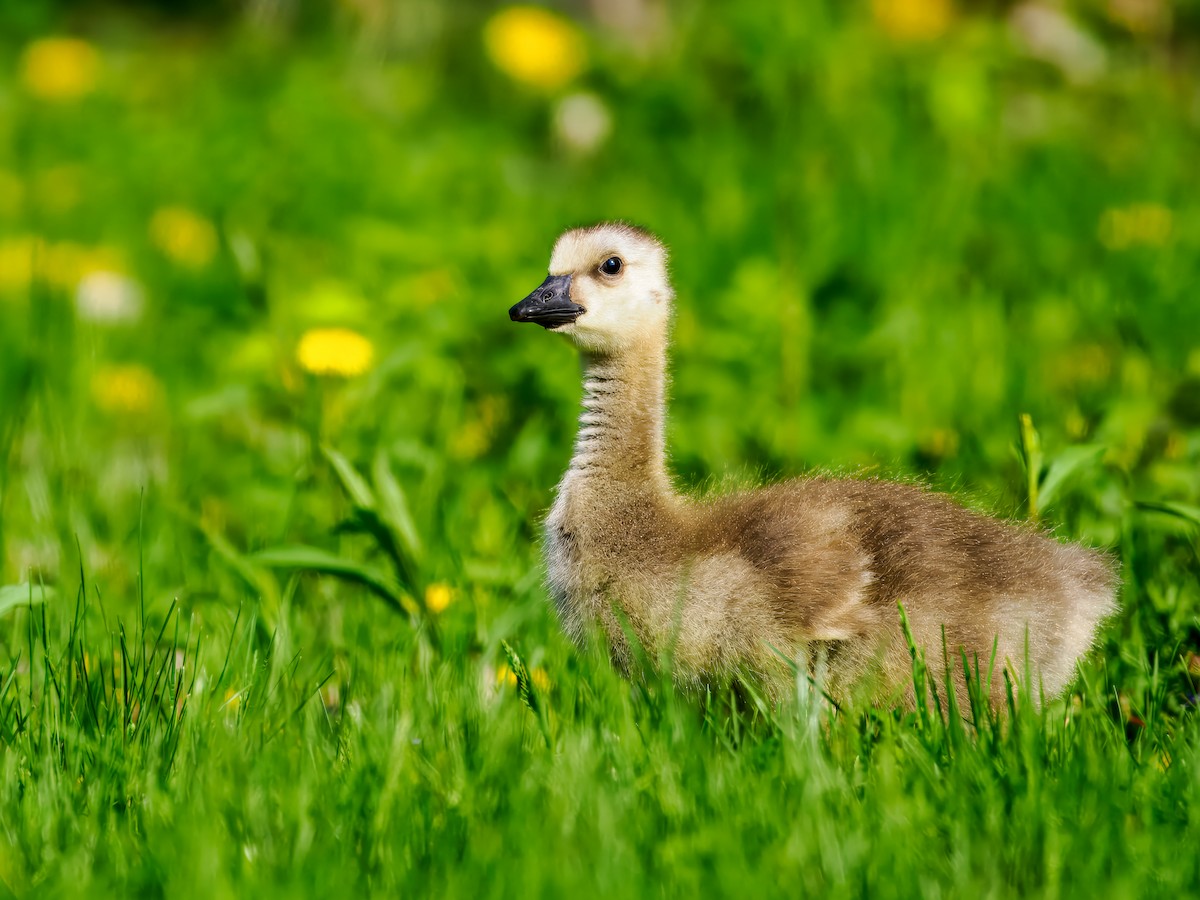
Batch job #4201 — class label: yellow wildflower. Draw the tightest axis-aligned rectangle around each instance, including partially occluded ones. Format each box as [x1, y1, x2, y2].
[40, 241, 88, 291]
[0, 237, 122, 294]
[484, 6, 586, 90]
[424, 583, 454, 614]
[1098, 203, 1172, 250]
[20, 37, 101, 101]
[91, 364, 162, 415]
[0, 236, 35, 293]
[47, 242, 124, 292]
[56, 243, 124, 292]
[872, 0, 954, 43]
[149, 206, 218, 269]
[223, 688, 242, 712]
[495, 663, 551, 692]
[296, 327, 374, 377]
[496, 664, 519, 688]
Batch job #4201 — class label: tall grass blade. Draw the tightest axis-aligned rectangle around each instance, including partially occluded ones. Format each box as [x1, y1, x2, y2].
[251, 545, 416, 615]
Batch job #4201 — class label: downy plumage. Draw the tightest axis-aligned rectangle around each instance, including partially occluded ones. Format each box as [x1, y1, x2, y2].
[509, 222, 1117, 709]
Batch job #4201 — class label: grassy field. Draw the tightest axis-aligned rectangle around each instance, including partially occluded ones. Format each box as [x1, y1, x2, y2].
[2, 1, 1199, 896]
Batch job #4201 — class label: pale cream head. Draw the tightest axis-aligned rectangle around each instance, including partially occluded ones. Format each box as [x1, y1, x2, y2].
[510, 222, 673, 356]
[549, 223, 672, 354]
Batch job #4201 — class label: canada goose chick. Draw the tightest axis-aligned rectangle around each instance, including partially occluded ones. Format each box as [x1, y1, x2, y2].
[509, 222, 1118, 709]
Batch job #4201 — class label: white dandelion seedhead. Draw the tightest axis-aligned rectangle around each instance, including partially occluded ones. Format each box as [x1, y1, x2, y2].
[75, 270, 145, 324]
[554, 92, 613, 154]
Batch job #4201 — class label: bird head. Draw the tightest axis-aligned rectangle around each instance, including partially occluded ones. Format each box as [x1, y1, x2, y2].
[509, 222, 673, 355]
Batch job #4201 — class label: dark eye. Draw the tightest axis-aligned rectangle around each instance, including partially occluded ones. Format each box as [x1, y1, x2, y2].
[601, 257, 622, 276]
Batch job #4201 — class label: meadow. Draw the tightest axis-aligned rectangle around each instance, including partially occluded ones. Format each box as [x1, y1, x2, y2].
[1, 1, 1199, 896]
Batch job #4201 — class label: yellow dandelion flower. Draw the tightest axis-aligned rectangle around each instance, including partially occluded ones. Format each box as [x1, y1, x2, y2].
[484, 6, 586, 90]
[495, 664, 519, 688]
[0, 237, 123, 295]
[296, 327, 374, 377]
[872, 0, 954, 43]
[20, 37, 101, 101]
[0, 236, 36, 294]
[425, 583, 454, 614]
[40, 240, 88, 291]
[149, 205, 218, 269]
[223, 688, 242, 712]
[494, 663, 550, 691]
[44, 241, 124, 292]
[91, 364, 162, 415]
[1098, 203, 1173, 250]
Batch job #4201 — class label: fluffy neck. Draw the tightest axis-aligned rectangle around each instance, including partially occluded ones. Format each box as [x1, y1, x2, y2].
[568, 337, 672, 495]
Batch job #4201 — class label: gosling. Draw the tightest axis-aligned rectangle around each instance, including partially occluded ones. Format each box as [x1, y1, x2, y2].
[509, 222, 1117, 710]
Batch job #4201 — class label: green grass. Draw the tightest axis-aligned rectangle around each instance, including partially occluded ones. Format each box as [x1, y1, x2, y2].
[2, 2, 1200, 896]
[2, 544, 1197, 897]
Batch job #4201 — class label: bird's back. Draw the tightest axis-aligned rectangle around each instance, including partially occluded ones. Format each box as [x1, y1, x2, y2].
[691, 477, 1117, 704]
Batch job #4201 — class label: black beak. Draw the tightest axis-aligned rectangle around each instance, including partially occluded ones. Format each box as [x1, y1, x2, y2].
[509, 274, 584, 329]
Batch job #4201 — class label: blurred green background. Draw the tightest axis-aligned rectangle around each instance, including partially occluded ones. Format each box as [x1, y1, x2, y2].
[2, 1, 1200, 895]
[3, 0, 1198, 587]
